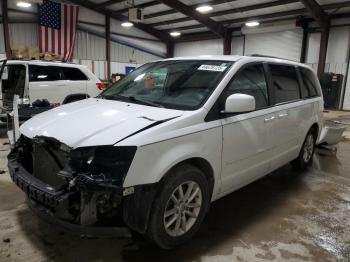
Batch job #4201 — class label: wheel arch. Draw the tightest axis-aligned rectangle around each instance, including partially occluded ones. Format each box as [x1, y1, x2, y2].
[122, 157, 216, 235]
[159, 157, 215, 199]
[309, 122, 319, 139]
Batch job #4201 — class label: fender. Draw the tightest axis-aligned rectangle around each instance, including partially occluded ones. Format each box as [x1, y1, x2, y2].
[123, 126, 222, 189]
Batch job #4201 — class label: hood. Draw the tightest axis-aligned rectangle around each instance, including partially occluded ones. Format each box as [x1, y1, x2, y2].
[20, 98, 183, 148]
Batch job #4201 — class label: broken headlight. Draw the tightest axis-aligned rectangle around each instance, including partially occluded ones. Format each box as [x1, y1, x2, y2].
[67, 146, 137, 186]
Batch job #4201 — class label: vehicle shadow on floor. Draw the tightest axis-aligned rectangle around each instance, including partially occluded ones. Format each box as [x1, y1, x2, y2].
[15, 164, 311, 262]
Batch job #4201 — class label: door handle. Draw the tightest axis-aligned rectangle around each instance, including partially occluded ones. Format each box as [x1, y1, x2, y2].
[264, 116, 276, 122]
[278, 113, 289, 119]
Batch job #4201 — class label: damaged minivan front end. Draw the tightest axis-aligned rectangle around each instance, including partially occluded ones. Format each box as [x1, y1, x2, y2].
[8, 135, 157, 236]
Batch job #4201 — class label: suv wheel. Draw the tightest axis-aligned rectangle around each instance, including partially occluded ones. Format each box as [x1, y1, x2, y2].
[147, 164, 210, 249]
[292, 130, 316, 169]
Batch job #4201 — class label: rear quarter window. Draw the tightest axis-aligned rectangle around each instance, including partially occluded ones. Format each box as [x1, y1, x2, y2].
[269, 64, 300, 104]
[61, 67, 88, 81]
[299, 67, 319, 98]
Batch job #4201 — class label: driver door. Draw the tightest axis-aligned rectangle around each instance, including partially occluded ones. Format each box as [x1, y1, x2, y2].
[220, 63, 274, 193]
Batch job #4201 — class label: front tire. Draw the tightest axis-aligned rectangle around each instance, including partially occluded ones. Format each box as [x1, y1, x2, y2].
[292, 130, 316, 170]
[147, 164, 210, 249]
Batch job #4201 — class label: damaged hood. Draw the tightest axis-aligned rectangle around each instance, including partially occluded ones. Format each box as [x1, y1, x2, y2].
[20, 98, 183, 148]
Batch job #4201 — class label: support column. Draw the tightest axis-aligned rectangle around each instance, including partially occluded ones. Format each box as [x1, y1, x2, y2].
[166, 41, 174, 58]
[105, 15, 111, 84]
[1, 0, 11, 58]
[223, 29, 232, 55]
[300, 22, 308, 63]
[317, 24, 330, 78]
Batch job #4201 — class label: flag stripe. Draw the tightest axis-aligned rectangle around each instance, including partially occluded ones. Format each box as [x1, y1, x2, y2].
[38, 26, 42, 52]
[45, 27, 48, 52]
[64, 4, 68, 59]
[58, 29, 61, 55]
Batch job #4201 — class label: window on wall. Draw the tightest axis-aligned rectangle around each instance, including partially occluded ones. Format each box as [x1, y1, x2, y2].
[299, 67, 319, 98]
[225, 64, 269, 109]
[269, 64, 300, 104]
[29, 65, 62, 82]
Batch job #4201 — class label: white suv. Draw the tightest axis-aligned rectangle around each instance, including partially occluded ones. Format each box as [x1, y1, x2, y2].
[1, 60, 102, 120]
[8, 56, 323, 249]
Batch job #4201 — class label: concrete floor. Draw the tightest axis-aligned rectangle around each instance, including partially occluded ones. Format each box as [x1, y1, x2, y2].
[1, 112, 350, 262]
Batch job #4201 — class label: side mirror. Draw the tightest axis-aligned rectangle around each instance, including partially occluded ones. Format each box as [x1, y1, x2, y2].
[222, 93, 256, 114]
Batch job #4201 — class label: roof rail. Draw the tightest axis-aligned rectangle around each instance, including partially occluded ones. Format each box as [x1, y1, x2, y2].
[248, 54, 297, 62]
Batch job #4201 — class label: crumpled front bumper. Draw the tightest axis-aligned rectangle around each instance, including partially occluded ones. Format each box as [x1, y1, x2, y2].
[8, 159, 132, 237]
[28, 198, 132, 238]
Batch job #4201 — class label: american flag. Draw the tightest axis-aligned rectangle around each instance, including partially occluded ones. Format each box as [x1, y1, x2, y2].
[38, 0, 79, 61]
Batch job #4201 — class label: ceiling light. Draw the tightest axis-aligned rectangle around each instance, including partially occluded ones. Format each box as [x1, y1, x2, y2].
[245, 21, 260, 27]
[16, 1, 32, 8]
[196, 5, 213, 13]
[121, 22, 133, 27]
[170, 31, 181, 37]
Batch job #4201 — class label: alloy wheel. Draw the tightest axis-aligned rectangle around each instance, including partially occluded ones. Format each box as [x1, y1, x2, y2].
[163, 181, 203, 237]
[303, 134, 315, 163]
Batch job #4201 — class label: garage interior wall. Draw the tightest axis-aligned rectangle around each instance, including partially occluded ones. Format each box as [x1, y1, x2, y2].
[306, 26, 350, 110]
[173, 23, 350, 110]
[174, 39, 224, 57]
[244, 29, 303, 61]
[0, 4, 164, 79]
[73, 30, 161, 79]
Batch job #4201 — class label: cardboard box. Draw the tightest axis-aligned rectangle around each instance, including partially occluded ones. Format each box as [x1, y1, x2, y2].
[11, 46, 29, 59]
[28, 47, 40, 60]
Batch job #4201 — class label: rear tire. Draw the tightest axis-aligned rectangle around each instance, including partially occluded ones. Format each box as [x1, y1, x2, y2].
[147, 164, 210, 249]
[291, 130, 316, 170]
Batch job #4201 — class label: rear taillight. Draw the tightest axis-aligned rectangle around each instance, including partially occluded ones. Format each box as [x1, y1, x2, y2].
[96, 83, 105, 90]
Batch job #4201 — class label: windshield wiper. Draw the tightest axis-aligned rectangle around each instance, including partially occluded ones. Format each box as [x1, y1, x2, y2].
[101, 94, 163, 108]
[126, 96, 164, 108]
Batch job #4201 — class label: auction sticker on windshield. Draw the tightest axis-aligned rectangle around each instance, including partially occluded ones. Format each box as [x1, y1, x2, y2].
[198, 64, 227, 72]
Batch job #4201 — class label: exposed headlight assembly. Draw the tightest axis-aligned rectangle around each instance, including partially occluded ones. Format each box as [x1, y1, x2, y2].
[66, 146, 137, 187]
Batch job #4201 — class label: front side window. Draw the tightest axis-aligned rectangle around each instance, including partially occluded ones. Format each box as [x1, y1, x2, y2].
[270, 64, 300, 104]
[61, 67, 88, 81]
[225, 64, 268, 109]
[29, 65, 62, 82]
[100, 60, 233, 110]
[299, 67, 319, 98]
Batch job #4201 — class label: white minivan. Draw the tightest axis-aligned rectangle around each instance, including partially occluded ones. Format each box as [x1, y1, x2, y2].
[8, 55, 323, 249]
[1, 60, 103, 121]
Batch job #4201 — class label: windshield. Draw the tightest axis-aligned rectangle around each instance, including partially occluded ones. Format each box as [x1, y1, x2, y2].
[100, 60, 233, 110]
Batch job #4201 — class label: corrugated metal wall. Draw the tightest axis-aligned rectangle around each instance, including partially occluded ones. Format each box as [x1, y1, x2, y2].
[9, 23, 37, 48]
[244, 29, 303, 61]
[174, 39, 224, 57]
[306, 27, 350, 76]
[74, 30, 160, 64]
